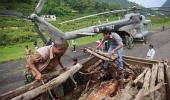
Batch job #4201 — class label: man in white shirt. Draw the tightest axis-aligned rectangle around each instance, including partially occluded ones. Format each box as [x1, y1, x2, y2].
[71, 39, 76, 52]
[146, 44, 155, 60]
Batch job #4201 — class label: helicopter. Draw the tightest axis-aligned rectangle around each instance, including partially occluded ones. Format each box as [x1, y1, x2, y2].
[0, 0, 168, 49]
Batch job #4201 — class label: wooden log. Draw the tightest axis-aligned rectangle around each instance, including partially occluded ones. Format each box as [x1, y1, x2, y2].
[87, 60, 102, 72]
[11, 63, 82, 100]
[164, 62, 170, 100]
[113, 80, 138, 100]
[143, 68, 151, 89]
[84, 48, 110, 61]
[149, 64, 158, 100]
[0, 69, 65, 100]
[157, 63, 166, 100]
[150, 64, 158, 89]
[157, 63, 165, 83]
[84, 47, 118, 61]
[123, 55, 159, 64]
[79, 80, 118, 100]
[134, 68, 148, 84]
[123, 58, 154, 66]
[134, 82, 166, 100]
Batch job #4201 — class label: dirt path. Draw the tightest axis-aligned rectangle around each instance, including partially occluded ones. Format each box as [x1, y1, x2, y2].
[0, 28, 170, 94]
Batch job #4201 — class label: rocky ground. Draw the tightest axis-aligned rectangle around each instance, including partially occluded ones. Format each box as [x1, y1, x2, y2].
[0, 28, 170, 94]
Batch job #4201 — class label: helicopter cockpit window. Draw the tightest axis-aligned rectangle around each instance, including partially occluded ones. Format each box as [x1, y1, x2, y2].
[130, 16, 133, 20]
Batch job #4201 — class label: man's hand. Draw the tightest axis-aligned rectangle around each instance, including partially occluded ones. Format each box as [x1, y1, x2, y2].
[35, 72, 42, 80]
[111, 49, 115, 54]
[96, 46, 100, 50]
[62, 67, 66, 71]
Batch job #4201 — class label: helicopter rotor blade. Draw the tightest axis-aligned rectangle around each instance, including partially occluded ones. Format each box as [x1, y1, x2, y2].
[34, 16, 65, 40]
[59, 9, 127, 24]
[34, 0, 47, 14]
[0, 10, 27, 18]
[33, 22, 48, 44]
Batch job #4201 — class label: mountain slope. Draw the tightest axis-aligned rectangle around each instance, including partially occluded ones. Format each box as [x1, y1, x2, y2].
[161, 0, 170, 15]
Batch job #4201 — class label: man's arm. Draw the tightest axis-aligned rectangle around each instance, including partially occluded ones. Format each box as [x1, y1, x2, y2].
[28, 53, 43, 80]
[58, 52, 66, 70]
[96, 38, 106, 49]
[150, 49, 155, 59]
[113, 42, 123, 52]
[58, 58, 65, 70]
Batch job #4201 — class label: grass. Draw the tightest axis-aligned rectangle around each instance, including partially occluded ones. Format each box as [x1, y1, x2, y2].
[0, 42, 38, 63]
[0, 34, 102, 63]
[0, 16, 170, 63]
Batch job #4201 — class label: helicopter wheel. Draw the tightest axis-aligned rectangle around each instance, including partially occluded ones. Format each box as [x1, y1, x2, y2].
[125, 35, 134, 49]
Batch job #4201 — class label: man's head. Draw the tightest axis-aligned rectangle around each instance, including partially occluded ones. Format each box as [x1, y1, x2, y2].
[102, 27, 112, 39]
[149, 44, 153, 49]
[25, 45, 28, 49]
[103, 32, 111, 40]
[52, 38, 68, 55]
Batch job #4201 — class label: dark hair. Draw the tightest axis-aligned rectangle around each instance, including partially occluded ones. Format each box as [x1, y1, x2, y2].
[53, 38, 68, 48]
[101, 27, 112, 34]
[25, 45, 28, 48]
[149, 44, 153, 48]
[34, 41, 37, 46]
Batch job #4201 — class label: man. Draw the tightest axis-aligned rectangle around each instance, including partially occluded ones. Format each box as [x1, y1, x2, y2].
[25, 45, 32, 58]
[28, 38, 68, 80]
[27, 38, 68, 99]
[97, 30, 124, 76]
[96, 39, 104, 52]
[146, 44, 155, 60]
[71, 39, 76, 52]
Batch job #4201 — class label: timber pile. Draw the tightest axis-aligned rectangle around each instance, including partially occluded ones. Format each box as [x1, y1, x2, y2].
[0, 47, 168, 100]
[80, 47, 167, 100]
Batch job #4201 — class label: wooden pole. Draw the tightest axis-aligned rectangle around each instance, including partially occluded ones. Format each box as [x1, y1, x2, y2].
[157, 63, 166, 100]
[11, 63, 82, 100]
[134, 68, 148, 84]
[143, 68, 151, 89]
[0, 70, 64, 100]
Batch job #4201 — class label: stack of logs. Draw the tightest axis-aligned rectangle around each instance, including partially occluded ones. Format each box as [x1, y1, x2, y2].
[79, 47, 166, 100]
[0, 47, 167, 100]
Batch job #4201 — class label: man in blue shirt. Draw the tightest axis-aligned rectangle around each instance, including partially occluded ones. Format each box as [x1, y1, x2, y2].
[97, 30, 124, 76]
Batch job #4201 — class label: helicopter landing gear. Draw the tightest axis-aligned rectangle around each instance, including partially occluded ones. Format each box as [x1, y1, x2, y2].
[125, 35, 134, 49]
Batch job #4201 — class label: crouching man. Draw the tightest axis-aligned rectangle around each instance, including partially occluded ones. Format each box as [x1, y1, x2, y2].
[27, 38, 68, 99]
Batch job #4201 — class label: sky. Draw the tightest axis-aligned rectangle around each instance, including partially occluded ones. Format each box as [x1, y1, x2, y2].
[128, 0, 167, 8]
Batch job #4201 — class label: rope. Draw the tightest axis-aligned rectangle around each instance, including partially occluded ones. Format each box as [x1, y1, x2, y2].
[41, 80, 56, 100]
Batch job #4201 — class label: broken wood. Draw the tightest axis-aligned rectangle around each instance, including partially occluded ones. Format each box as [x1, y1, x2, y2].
[143, 68, 151, 89]
[157, 63, 166, 100]
[134, 68, 148, 84]
[134, 82, 166, 100]
[84, 47, 118, 61]
[87, 60, 102, 72]
[0, 70, 65, 100]
[84, 48, 110, 61]
[79, 80, 118, 100]
[150, 64, 158, 89]
[113, 80, 139, 100]
[11, 63, 82, 100]
[150, 64, 158, 100]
